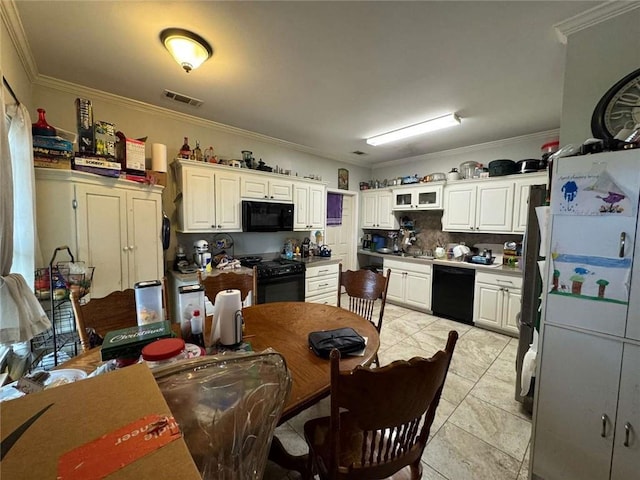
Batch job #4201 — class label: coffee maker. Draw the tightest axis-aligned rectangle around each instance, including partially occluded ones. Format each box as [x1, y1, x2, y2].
[362, 233, 372, 250]
[193, 240, 212, 271]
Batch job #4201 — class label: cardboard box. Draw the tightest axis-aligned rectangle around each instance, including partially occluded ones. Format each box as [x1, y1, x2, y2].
[146, 170, 167, 187]
[34, 156, 72, 169]
[73, 155, 122, 178]
[75, 98, 94, 154]
[101, 321, 173, 361]
[0, 364, 201, 480]
[94, 120, 116, 158]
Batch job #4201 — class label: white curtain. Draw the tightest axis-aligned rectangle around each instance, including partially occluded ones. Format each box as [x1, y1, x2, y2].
[0, 89, 50, 344]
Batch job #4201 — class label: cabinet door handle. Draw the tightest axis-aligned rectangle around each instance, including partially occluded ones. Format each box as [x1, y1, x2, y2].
[122, 246, 129, 252]
[619, 232, 626, 258]
[129, 245, 134, 251]
[601, 414, 609, 437]
[319, 283, 329, 287]
[624, 422, 632, 447]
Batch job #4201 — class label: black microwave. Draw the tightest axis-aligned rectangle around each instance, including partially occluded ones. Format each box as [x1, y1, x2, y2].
[242, 200, 294, 232]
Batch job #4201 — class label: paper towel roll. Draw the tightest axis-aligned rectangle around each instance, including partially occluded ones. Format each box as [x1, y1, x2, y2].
[211, 289, 242, 345]
[151, 143, 167, 172]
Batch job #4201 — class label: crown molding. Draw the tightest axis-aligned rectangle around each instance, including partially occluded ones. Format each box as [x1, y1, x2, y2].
[34, 75, 372, 168]
[554, 1, 640, 44]
[373, 129, 560, 170]
[1, 0, 39, 81]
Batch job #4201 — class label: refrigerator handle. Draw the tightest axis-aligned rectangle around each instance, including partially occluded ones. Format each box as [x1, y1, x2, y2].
[619, 232, 626, 258]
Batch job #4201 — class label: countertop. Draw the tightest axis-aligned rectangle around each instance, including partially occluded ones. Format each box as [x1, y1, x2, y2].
[357, 249, 523, 277]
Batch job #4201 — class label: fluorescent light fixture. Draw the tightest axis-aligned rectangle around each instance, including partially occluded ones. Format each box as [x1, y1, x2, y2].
[160, 28, 213, 73]
[366, 113, 461, 146]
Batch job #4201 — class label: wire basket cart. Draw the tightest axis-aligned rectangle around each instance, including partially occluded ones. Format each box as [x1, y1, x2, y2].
[30, 246, 94, 370]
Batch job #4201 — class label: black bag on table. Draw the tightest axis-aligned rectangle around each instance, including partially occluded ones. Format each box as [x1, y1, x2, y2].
[308, 327, 366, 358]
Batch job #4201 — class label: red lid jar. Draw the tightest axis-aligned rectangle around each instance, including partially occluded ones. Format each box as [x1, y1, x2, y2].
[142, 338, 187, 368]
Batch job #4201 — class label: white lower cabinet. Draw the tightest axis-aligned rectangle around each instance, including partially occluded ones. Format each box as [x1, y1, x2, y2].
[383, 259, 431, 311]
[473, 271, 521, 336]
[305, 263, 339, 305]
[533, 326, 640, 480]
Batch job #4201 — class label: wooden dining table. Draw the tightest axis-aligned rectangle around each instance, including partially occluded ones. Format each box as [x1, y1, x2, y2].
[60, 301, 380, 422]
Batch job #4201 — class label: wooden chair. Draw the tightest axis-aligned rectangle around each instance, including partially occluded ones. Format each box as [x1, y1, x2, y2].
[337, 264, 390, 366]
[198, 268, 257, 306]
[303, 331, 458, 480]
[70, 289, 138, 352]
[71, 278, 170, 352]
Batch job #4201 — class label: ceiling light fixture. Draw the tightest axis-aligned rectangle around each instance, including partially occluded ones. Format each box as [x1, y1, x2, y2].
[366, 113, 461, 146]
[160, 28, 213, 73]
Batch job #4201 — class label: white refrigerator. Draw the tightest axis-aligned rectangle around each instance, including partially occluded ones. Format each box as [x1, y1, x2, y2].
[531, 149, 640, 480]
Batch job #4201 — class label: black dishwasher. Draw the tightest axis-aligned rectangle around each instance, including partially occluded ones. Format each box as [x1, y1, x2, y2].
[431, 264, 475, 325]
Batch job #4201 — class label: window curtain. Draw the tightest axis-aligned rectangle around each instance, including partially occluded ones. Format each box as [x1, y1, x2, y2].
[326, 192, 343, 226]
[0, 89, 50, 344]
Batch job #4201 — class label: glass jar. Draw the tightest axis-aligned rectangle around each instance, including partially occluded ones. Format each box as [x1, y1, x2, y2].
[142, 338, 187, 369]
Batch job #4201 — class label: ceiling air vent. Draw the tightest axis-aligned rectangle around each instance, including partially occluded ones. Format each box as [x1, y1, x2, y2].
[163, 89, 203, 107]
[351, 150, 367, 155]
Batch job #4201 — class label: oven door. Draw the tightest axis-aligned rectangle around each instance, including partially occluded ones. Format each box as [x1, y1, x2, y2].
[257, 273, 305, 304]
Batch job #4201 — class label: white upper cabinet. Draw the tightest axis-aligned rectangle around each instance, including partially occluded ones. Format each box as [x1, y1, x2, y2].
[241, 174, 293, 202]
[443, 173, 546, 233]
[293, 181, 326, 231]
[392, 184, 443, 210]
[175, 160, 241, 233]
[361, 190, 398, 229]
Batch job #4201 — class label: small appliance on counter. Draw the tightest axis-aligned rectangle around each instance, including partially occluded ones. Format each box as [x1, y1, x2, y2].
[302, 237, 311, 258]
[173, 244, 190, 272]
[193, 239, 212, 271]
[362, 233, 372, 250]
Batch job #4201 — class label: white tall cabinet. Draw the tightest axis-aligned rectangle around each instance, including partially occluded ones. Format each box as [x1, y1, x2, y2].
[35, 169, 164, 298]
[531, 150, 640, 480]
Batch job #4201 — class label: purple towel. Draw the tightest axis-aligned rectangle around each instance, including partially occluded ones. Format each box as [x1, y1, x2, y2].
[326, 193, 343, 226]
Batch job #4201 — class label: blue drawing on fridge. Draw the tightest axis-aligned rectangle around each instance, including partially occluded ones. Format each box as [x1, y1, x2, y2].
[561, 181, 578, 202]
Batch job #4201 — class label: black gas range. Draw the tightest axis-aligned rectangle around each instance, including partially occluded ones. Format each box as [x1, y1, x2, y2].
[239, 256, 306, 303]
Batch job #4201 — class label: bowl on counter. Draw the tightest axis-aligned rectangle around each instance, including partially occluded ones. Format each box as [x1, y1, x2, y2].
[376, 248, 393, 254]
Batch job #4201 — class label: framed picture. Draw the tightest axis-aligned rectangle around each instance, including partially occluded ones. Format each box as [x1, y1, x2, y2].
[338, 168, 349, 190]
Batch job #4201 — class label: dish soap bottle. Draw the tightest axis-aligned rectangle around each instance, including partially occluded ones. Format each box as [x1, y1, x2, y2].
[189, 310, 205, 348]
[179, 137, 191, 159]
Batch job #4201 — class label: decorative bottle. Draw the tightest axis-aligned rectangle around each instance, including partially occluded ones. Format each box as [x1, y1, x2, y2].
[179, 137, 191, 159]
[32, 108, 57, 137]
[193, 141, 203, 162]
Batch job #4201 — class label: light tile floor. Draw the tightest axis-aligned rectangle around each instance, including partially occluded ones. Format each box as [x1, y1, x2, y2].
[264, 302, 532, 480]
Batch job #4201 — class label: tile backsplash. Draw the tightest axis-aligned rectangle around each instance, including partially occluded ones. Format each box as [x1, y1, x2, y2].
[379, 210, 522, 252]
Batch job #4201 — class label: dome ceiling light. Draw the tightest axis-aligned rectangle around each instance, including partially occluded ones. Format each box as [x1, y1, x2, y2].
[160, 28, 213, 73]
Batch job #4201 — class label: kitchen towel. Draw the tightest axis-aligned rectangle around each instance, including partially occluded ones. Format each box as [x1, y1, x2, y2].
[326, 193, 343, 226]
